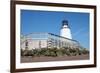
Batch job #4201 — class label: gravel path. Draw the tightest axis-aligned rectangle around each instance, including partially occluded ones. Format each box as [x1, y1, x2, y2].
[21, 54, 89, 63]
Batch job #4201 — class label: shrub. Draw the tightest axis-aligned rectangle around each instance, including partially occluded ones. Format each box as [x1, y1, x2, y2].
[24, 50, 33, 56]
[21, 49, 24, 56]
[43, 48, 57, 57]
[21, 47, 89, 57]
[49, 51, 57, 57]
[21, 50, 33, 56]
[81, 49, 89, 54]
[56, 50, 63, 56]
[32, 49, 41, 56]
[43, 49, 51, 56]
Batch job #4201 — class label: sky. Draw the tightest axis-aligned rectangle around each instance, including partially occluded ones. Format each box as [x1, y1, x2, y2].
[21, 10, 90, 49]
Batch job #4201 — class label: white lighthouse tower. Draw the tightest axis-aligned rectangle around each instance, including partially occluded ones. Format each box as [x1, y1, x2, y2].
[60, 20, 72, 39]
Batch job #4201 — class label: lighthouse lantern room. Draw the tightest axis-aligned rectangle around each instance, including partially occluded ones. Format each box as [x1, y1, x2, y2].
[60, 20, 72, 39]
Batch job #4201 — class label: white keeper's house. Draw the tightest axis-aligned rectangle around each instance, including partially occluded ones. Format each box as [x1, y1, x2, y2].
[21, 20, 81, 50]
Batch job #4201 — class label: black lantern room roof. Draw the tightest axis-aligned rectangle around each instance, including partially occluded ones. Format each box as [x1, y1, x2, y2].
[62, 20, 68, 26]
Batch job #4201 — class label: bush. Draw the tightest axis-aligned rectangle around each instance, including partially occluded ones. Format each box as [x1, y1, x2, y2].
[81, 49, 89, 54]
[21, 50, 33, 56]
[21, 47, 89, 57]
[32, 49, 42, 56]
[24, 50, 33, 56]
[43, 49, 51, 56]
[56, 50, 63, 56]
[21, 49, 24, 56]
[43, 48, 57, 57]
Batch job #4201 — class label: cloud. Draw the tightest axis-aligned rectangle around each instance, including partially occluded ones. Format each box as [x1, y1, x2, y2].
[73, 28, 86, 36]
[73, 27, 89, 37]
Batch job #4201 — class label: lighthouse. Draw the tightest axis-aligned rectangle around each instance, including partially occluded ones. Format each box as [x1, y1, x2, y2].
[60, 20, 72, 39]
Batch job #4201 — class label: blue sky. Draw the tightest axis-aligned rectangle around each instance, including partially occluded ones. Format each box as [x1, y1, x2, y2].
[21, 10, 90, 49]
